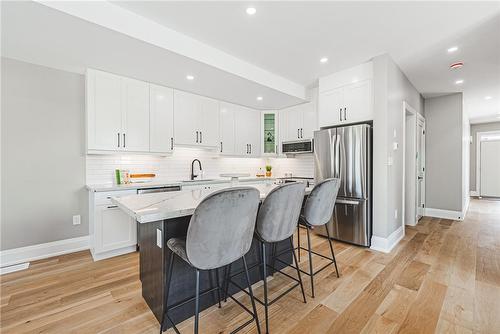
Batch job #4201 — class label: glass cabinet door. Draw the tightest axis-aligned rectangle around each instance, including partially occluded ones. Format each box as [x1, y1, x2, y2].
[262, 111, 278, 155]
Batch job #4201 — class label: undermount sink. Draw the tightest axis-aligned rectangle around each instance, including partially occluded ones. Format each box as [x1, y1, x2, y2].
[181, 179, 216, 183]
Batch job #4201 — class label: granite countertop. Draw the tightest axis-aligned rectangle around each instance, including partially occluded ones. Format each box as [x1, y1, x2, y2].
[86, 177, 276, 192]
[112, 182, 312, 223]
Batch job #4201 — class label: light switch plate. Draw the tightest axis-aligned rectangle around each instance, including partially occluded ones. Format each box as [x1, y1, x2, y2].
[72, 215, 81, 225]
[393, 142, 399, 150]
[156, 229, 162, 248]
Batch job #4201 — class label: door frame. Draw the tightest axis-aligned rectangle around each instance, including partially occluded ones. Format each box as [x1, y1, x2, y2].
[476, 130, 500, 197]
[416, 113, 426, 220]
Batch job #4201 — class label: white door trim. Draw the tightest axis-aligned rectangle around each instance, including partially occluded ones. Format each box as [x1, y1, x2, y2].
[416, 113, 426, 220]
[402, 101, 416, 229]
[476, 130, 500, 196]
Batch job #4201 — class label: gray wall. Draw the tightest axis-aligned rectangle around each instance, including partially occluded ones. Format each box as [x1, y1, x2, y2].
[470, 121, 500, 192]
[372, 54, 424, 238]
[424, 93, 463, 212]
[1, 58, 87, 250]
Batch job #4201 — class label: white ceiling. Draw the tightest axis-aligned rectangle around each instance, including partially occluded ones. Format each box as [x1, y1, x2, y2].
[2, 1, 500, 120]
[114, 1, 500, 121]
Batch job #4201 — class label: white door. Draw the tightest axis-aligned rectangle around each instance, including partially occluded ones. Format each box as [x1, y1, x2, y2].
[95, 205, 137, 253]
[199, 97, 219, 147]
[480, 140, 500, 197]
[343, 79, 373, 124]
[301, 102, 318, 139]
[174, 90, 199, 146]
[219, 102, 236, 155]
[87, 70, 122, 150]
[150, 84, 174, 153]
[122, 78, 150, 152]
[318, 87, 343, 128]
[283, 105, 303, 141]
[416, 117, 426, 219]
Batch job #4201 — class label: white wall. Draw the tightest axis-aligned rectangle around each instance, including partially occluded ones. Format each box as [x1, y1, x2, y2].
[372, 54, 424, 238]
[469, 121, 500, 192]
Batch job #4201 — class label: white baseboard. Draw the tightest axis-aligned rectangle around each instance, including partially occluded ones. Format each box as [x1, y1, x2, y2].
[370, 225, 404, 253]
[91, 245, 137, 261]
[425, 208, 464, 220]
[462, 196, 470, 219]
[470, 190, 479, 197]
[0, 236, 90, 269]
[0, 262, 30, 275]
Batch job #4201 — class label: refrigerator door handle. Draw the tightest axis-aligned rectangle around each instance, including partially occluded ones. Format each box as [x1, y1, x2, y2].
[336, 199, 360, 205]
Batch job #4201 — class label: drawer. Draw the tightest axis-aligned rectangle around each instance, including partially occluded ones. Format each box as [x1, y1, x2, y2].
[94, 190, 137, 206]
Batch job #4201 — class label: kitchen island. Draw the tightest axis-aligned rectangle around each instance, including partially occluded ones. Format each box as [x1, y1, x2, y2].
[112, 181, 311, 328]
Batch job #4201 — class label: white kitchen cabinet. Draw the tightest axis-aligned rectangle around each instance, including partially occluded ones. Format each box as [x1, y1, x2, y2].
[86, 69, 150, 153]
[235, 106, 260, 156]
[281, 102, 317, 142]
[261, 110, 279, 156]
[219, 102, 237, 155]
[150, 84, 174, 153]
[174, 90, 219, 148]
[318, 61, 373, 128]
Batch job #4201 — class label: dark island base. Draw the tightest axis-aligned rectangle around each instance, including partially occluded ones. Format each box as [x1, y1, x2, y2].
[138, 216, 292, 330]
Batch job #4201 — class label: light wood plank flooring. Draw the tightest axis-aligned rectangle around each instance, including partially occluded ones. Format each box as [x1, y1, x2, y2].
[1, 199, 499, 333]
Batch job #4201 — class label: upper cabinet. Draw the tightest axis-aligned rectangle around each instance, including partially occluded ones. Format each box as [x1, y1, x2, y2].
[261, 111, 279, 156]
[318, 62, 373, 128]
[219, 102, 260, 157]
[150, 84, 174, 153]
[173, 90, 219, 148]
[87, 69, 150, 153]
[280, 100, 318, 142]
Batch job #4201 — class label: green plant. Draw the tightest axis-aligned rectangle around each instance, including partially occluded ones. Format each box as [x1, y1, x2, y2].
[265, 165, 272, 172]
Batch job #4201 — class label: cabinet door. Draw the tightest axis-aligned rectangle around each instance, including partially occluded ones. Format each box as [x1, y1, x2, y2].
[247, 111, 261, 157]
[283, 105, 303, 141]
[235, 106, 260, 156]
[122, 78, 150, 152]
[199, 97, 219, 147]
[87, 70, 122, 150]
[301, 102, 318, 139]
[95, 205, 137, 253]
[150, 84, 174, 153]
[318, 87, 344, 128]
[174, 90, 199, 146]
[219, 102, 236, 155]
[343, 79, 373, 123]
[261, 111, 278, 155]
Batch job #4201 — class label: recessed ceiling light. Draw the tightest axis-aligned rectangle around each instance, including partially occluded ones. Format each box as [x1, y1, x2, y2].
[455, 79, 464, 85]
[246, 7, 256, 15]
[485, 96, 492, 100]
[320, 57, 329, 63]
[447, 46, 458, 53]
[186, 75, 194, 80]
[257, 96, 263, 101]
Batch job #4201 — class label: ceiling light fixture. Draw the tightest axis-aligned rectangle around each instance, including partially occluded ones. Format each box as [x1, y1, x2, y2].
[320, 57, 329, 63]
[447, 46, 458, 53]
[455, 79, 464, 85]
[186, 75, 194, 80]
[450, 62, 464, 70]
[257, 96, 263, 101]
[246, 7, 256, 15]
[485, 96, 492, 100]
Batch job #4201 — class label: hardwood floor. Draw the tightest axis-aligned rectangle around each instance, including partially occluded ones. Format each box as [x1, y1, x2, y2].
[1, 199, 499, 333]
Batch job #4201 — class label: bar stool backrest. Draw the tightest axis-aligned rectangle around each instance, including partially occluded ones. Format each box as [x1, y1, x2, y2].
[303, 178, 340, 226]
[186, 187, 260, 270]
[256, 182, 306, 243]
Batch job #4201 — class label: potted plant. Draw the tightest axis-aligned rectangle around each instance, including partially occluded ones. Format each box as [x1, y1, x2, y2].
[265, 165, 272, 177]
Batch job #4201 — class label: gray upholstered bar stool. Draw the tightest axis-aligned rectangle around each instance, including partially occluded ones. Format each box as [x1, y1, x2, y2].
[226, 182, 307, 334]
[161, 187, 261, 334]
[296, 178, 341, 298]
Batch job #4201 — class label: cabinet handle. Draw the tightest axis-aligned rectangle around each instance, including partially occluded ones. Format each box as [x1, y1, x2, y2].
[300, 128, 303, 138]
[344, 107, 347, 121]
[196, 131, 199, 143]
[117, 133, 120, 147]
[249, 144, 252, 154]
[247, 144, 249, 154]
[170, 137, 173, 150]
[200, 131, 202, 143]
[123, 133, 126, 148]
[276, 144, 278, 154]
[297, 128, 300, 138]
[107, 205, 118, 209]
[220, 141, 223, 153]
[339, 108, 342, 122]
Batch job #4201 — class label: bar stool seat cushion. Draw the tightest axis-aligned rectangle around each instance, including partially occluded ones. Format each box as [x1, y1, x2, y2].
[167, 238, 191, 266]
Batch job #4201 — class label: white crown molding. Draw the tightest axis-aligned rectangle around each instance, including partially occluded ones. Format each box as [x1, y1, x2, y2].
[370, 225, 404, 254]
[0, 236, 89, 269]
[34, 0, 306, 100]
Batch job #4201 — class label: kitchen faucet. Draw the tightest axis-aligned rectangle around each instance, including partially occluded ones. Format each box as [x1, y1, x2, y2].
[190, 159, 203, 180]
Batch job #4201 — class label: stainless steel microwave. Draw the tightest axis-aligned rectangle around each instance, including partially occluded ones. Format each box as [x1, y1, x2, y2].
[282, 139, 313, 154]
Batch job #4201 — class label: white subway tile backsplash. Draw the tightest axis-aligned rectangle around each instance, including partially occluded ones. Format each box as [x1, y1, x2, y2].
[86, 148, 314, 185]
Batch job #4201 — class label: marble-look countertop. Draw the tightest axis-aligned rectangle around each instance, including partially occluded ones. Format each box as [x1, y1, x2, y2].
[112, 182, 312, 223]
[86, 177, 276, 192]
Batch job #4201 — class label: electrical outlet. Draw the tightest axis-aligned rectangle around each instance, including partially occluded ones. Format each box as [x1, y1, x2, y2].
[156, 229, 162, 248]
[394, 209, 398, 219]
[393, 142, 399, 150]
[72, 215, 81, 225]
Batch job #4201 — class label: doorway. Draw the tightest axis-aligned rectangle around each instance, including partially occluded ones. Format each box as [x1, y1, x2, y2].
[402, 102, 425, 227]
[477, 131, 500, 198]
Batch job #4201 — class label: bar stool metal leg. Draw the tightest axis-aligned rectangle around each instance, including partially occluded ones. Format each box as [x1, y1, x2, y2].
[194, 269, 200, 334]
[297, 224, 301, 262]
[325, 227, 340, 278]
[214, 269, 222, 308]
[289, 237, 306, 303]
[261, 241, 270, 334]
[160, 251, 175, 333]
[223, 263, 232, 302]
[242, 256, 262, 334]
[305, 227, 315, 298]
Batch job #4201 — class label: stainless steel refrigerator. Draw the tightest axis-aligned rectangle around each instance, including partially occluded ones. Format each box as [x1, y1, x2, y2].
[313, 123, 372, 246]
